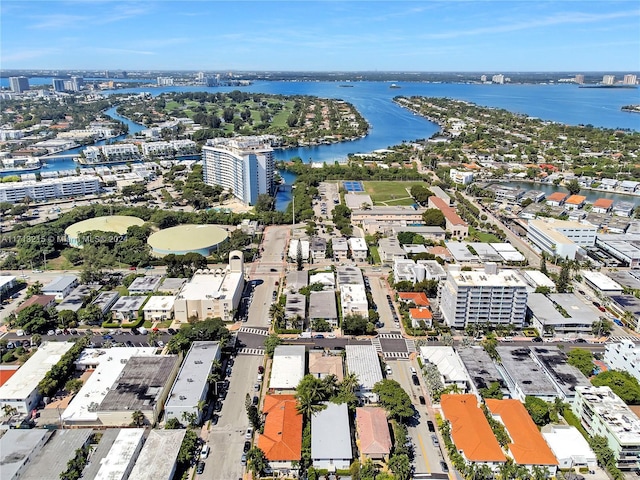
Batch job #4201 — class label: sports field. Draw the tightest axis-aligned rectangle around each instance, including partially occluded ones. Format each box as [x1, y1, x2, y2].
[362, 181, 424, 206]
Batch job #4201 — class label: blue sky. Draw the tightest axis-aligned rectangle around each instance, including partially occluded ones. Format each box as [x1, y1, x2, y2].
[1, 1, 639, 71]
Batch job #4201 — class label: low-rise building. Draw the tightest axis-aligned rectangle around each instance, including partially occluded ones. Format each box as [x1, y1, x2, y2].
[377, 237, 407, 264]
[285, 293, 306, 329]
[348, 237, 368, 261]
[572, 386, 640, 471]
[128, 275, 163, 294]
[595, 234, 640, 269]
[450, 168, 474, 185]
[409, 307, 433, 328]
[604, 340, 640, 383]
[286, 271, 308, 293]
[420, 346, 470, 392]
[565, 195, 587, 210]
[440, 394, 506, 472]
[91, 291, 120, 315]
[457, 346, 507, 397]
[110, 295, 147, 322]
[496, 346, 559, 402]
[336, 265, 364, 287]
[288, 239, 310, 261]
[310, 237, 327, 260]
[56, 284, 97, 313]
[581, 270, 623, 295]
[309, 272, 335, 290]
[527, 293, 598, 335]
[15, 294, 56, 314]
[0, 429, 52, 480]
[159, 277, 188, 294]
[93, 428, 145, 480]
[0, 342, 74, 413]
[143, 295, 175, 321]
[164, 342, 221, 424]
[521, 270, 556, 292]
[529, 346, 590, 400]
[308, 351, 343, 381]
[545, 192, 568, 207]
[613, 201, 634, 217]
[340, 284, 368, 319]
[270, 345, 306, 391]
[309, 291, 338, 328]
[485, 399, 558, 475]
[346, 345, 383, 403]
[258, 395, 303, 472]
[311, 402, 352, 470]
[428, 196, 468, 240]
[541, 425, 597, 470]
[527, 218, 597, 260]
[0, 176, 101, 204]
[351, 206, 426, 227]
[356, 406, 392, 462]
[21, 429, 93, 480]
[398, 292, 430, 307]
[42, 275, 78, 300]
[592, 198, 614, 214]
[332, 237, 349, 261]
[127, 430, 187, 480]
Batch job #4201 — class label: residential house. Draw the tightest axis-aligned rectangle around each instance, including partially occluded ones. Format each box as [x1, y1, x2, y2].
[332, 237, 349, 261]
[409, 308, 433, 329]
[356, 407, 392, 463]
[348, 237, 368, 262]
[564, 195, 586, 210]
[545, 192, 568, 207]
[258, 395, 303, 473]
[377, 237, 407, 264]
[592, 198, 614, 214]
[311, 403, 353, 471]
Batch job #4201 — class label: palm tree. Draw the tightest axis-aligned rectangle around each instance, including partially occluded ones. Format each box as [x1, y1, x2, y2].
[131, 410, 145, 426]
[320, 374, 339, 398]
[246, 447, 269, 479]
[295, 389, 326, 419]
[2, 405, 18, 417]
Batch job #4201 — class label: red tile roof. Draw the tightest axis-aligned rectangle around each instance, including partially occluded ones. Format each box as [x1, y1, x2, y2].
[546, 192, 568, 203]
[398, 292, 430, 307]
[409, 308, 433, 319]
[0, 367, 19, 387]
[441, 394, 506, 463]
[257, 395, 303, 462]
[15, 295, 56, 314]
[356, 407, 392, 457]
[429, 196, 467, 227]
[565, 195, 586, 205]
[485, 399, 558, 466]
[593, 198, 614, 209]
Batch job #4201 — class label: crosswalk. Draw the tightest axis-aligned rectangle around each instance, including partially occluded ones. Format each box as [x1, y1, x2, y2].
[608, 335, 640, 343]
[371, 337, 382, 353]
[405, 339, 416, 354]
[384, 351, 410, 359]
[378, 333, 404, 339]
[238, 327, 269, 336]
[238, 347, 266, 356]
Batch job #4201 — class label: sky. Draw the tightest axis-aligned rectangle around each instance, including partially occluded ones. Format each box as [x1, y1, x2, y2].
[1, 0, 639, 72]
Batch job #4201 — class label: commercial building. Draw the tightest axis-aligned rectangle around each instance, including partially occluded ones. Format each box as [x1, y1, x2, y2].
[485, 399, 558, 475]
[165, 341, 221, 424]
[147, 224, 229, 257]
[110, 296, 147, 322]
[527, 293, 598, 335]
[257, 395, 303, 472]
[42, 275, 78, 300]
[439, 264, 528, 329]
[541, 425, 597, 470]
[457, 346, 507, 397]
[496, 346, 562, 401]
[62, 347, 160, 425]
[10, 76, 30, 93]
[450, 168, 474, 185]
[604, 340, 640, 382]
[202, 136, 275, 205]
[127, 430, 187, 480]
[21, 429, 93, 480]
[270, 345, 306, 391]
[356, 406, 392, 462]
[173, 251, 244, 323]
[572, 386, 640, 471]
[346, 345, 383, 403]
[529, 346, 590, 401]
[521, 270, 556, 292]
[351, 206, 426, 227]
[94, 428, 145, 480]
[420, 346, 470, 392]
[428, 196, 468, 240]
[128, 275, 163, 294]
[311, 402, 353, 470]
[0, 429, 51, 480]
[308, 351, 344, 381]
[527, 219, 597, 260]
[309, 291, 338, 328]
[440, 394, 506, 471]
[0, 341, 74, 413]
[581, 270, 623, 295]
[143, 295, 176, 321]
[0, 175, 101, 204]
[595, 234, 640, 269]
[348, 237, 368, 261]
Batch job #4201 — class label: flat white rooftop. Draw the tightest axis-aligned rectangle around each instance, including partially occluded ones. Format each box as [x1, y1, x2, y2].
[419, 346, 469, 385]
[541, 425, 595, 464]
[94, 428, 144, 480]
[177, 269, 243, 301]
[165, 341, 220, 409]
[448, 267, 527, 288]
[0, 341, 74, 401]
[127, 430, 186, 480]
[522, 270, 556, 289]
[581, 270, 623, 292]
[346, 345, 383, 390]
[270, 345, 306, 390]
[62, 347, 156, 423]
[143, 295, 176, 311]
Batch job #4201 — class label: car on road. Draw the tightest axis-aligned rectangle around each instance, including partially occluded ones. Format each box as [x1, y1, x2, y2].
[314, 334, 324, 339]
[258, 365, 265, 374]
[270, 268, 277, 272]
[196, 461, 205, 474]
[167, 328, 177, 335]
[48, 330, 55, 336]
[16, 330, 24, 337]
[211, 414, 218, 425]
[245, 427, 253, 439]
[412, 374, 420, 386]
[598, 306, 606, 312]
[440, 461, 449, 473]
[252, 396, 259, 406]
[578, 290, 586, 295]
[243, 441, 251, 453]
[532, 336, 543, 342]
[385, 365, 393, 375]
[431, 434, 439, 446]
[103, 334, 113, 340]
[419, 395, 426, 405]
[574, 338, 587, 343]
[200, 444, 210, 459]
[254, 383, 260, 391]
[592, 301, 601, 308]
[427, 420, 435, 432]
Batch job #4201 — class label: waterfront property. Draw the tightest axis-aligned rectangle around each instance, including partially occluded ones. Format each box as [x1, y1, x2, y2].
[0, 175, 101, 204]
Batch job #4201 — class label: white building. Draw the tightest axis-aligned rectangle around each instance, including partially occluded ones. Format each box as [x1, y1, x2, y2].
[140, 140, 196, 157]
[522, 270, 556, 292]
[0, 176, 100, 204]
[173, 251, 244, 323]
[581, 270, 623, 295]
[270, 345, 306, 391]
[604, 341, 640, 383]
[346, 345, 383, 403]
[202, 136, 275, 205]
[340, 284, 368, 319]
[127, 430, 186, 480]
[450, 169, 474, 185]
[0, 342, 75, 413]
[94, 429, 145, 480]
[311, 403, 352, 470]
[393, 258, 446, 284]
[348, 237, 368, 261]
[527, 218, 597, 260]
[439, 264, 528, 328]
[541, 425, 597, 470]
[332, 237, 349, 260]
[419, 346, 470, 392]
[82, 143, 140, 163]
[571, 386, 640, 471]
[288, 239, 310, 261]
[164, 342, 221, 424]
[143, 295, 176, 321]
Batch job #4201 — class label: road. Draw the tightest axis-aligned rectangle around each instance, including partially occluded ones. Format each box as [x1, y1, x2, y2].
[365, 271, 396, 333]
[389, 359, 449, 477]
[202, 354, 262, 480]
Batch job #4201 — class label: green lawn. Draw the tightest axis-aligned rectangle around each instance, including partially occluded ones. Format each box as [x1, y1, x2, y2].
[467, 227, 502, 243]
[362, 181, 423, 205]
[369, 246, 381, 264]
[165, 100, 182, 111]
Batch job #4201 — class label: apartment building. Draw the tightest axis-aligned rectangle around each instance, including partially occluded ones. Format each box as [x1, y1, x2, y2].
[348, 237, 368, 261]
[572, 386, 640, 472]
[439, 264, 527, 328]
[0, 176, 101, 203]
[526, 218, 597, 260]
[202, 136, 275, 205]
[449, 169, 474, 185]
[603, 341, 640, 383]
[140, 140, 197, 157]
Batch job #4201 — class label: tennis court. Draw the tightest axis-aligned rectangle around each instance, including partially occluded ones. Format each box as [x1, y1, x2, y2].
[343, 181, 364, 192]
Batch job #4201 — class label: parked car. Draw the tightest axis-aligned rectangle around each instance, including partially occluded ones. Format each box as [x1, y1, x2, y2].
[419, 396, 426, 405]
[200, 445, 210, 459]
[245, 427, 253, 439]
[412, 374, 420, 386]
[196, 461, 205, 474]
[243, 441, 251, 453]
[241, 453, 247, 466]
[258, 365, 265, 374]
[431, 434, 439, 446]
[440, 461, 449, 473]
[252, 396, 259, 406]
[103, 334, 113, 340]
[427, 420, 435, 432]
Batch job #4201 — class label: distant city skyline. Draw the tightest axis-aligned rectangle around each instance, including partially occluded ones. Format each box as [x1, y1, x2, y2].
[1, 1, 639, 71]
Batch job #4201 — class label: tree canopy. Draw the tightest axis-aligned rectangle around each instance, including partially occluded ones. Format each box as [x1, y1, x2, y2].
[373, 379, 414, 422]
[567, 348, 594, 377]
[591, 370, 640, 404]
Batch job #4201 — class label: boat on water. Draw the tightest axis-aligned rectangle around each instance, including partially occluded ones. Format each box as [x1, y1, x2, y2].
[389, 83, 401, 89]
[0, 157, 42, 174]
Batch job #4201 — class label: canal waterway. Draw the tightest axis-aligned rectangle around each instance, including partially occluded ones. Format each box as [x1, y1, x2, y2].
[498, 180, 639, 205]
